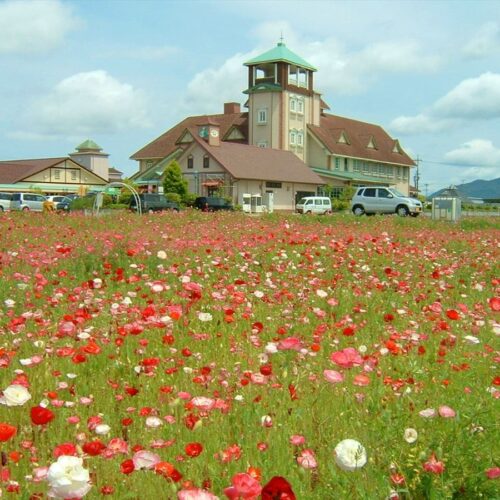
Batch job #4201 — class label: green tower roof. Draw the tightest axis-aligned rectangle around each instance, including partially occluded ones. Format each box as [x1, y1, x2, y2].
[244, 42, 317, 72]
[76, 139, 102, 151]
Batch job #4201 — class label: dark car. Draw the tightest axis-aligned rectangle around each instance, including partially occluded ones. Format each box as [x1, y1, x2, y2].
[194, 196, 234, 212]
[129, 193, 180, 213]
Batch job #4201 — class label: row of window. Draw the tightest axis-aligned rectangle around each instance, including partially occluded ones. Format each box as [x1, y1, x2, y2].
[338, 159, 409, 180]
[289, 129, 304, 146]
[53, 169, 79, 181]
[187, 155, 210, 169]
[289, 96, 304, 114]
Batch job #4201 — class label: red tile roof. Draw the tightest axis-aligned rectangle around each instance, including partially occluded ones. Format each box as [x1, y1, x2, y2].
[130, 112, 248, 160]
[0, 158, 68, 183]
[191, 134, 322, 185]
[309, 114, 415, 167]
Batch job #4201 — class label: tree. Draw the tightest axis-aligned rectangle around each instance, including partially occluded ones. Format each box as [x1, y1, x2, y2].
[163, 161, 188, 199]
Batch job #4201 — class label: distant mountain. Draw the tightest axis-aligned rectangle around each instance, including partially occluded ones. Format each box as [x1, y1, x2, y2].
[430, 177, 500, 200]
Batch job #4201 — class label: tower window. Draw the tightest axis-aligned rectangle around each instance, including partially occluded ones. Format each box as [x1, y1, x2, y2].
[297, 99, 304, 114]
[297, 131, 304, 147]
[187, 155, 193, 169]
[290, 98, 296, 112]
[257, 109, 267, 124]
[289, 130, 297, 145]
[203, 155, 210, 169]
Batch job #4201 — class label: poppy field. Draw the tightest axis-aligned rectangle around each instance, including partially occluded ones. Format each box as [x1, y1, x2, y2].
[0, 211, 498, 499]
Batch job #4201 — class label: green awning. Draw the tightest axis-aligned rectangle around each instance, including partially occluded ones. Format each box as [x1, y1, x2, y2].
[312, 167, 389, 184]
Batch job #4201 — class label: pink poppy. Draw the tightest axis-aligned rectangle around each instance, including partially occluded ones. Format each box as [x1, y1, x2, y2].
[330, 348, 363, 368]
[297, 448, 317, 469]
[224, 472, 262, 499]
[178, 489, 219, 500]
[486, 467, 500, 479]
[438, 405, 456, 418]
[277, 337, 303, 351]
[323, 370, 344, 384]
[133, 450, 161, 470]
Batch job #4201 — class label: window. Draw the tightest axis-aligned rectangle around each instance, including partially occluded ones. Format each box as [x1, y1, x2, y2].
[297, 99, 304, 114]
[397, 167, 402, 179]
[289, 130, 297, 145]
[344, 158, 348, 171]
[70, 170, 77, 181]
[335, 157, 341, 170]
[364, 188, 376, 197]
[377, 189, 391, 198]
[403, 168, 408, 180]
[257, 109, 267, 124]
[266, 181, 282, 189]
[54, 169, 61, 180]
[187, 155, 193, 169]
[257, 141, 268, 148]
[297, 131, 304, 147]
[290, 98, 296, 112]
[353, 160, 361, 172]
[203, 155, 209, 169]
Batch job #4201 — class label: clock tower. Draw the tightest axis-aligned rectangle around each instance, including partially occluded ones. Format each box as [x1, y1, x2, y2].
[244, 42, 320, 161]
[197, 117, 220, 147]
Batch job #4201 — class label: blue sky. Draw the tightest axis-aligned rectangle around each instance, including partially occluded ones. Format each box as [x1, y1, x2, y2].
[1, 0, 499, 194]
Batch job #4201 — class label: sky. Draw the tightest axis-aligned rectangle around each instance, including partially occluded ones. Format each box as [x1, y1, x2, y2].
[0, 0, 499, 195]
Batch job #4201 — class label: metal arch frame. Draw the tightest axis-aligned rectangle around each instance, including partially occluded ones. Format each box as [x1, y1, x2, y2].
[93, 182, 142, 216]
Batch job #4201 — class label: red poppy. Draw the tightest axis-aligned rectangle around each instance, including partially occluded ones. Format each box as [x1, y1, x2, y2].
[53, 442, 77, 457]
[185, 442, 203, 457]
[82, 440, 106, 456]
[30, 406, 55, 426]
[261, 476, 296, 500]
[0, 423, 17, 442]
[489, 297, 500, 311]
[120, 458, 135, 474]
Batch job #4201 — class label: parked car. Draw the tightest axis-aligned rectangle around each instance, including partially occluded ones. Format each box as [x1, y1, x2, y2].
[0, 192, 13, 212]
[46, 195, 73, 211]
[350, 186, 422, 217]
[10, 193, 48, 212]
[296, 196, 332, 214]
[194, 196, 234, 212]
[129, 193, 180, 213]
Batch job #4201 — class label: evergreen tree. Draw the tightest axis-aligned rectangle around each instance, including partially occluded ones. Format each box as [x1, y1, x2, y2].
[163, 161, 188, 199]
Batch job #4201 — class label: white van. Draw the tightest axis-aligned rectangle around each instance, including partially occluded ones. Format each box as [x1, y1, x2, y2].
[296, 196, 332, 215]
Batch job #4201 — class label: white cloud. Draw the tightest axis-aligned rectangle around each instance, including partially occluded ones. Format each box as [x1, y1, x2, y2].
[390, 72, 500, 134]
[463, 22, 500, 58]
[0, 0, 80, 54]
[21, 71, 151, 137]
[178, 50, 258, 116]
[306, 38, 440, 95]
[444, 139, 500, 166]
[106, 45, 180, 61]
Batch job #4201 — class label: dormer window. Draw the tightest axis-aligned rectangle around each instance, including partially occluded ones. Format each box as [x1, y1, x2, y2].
[337, 131, 350, 145]
[367, 136, 377, 149]
[392, 140, 403, 154]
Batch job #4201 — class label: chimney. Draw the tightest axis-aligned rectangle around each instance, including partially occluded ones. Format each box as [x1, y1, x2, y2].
[224, 102, 241, 114]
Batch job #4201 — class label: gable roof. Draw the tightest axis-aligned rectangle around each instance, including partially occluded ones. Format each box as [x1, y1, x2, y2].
[244, 42, 317, 72]
[309, 114, 415, 167]
[130, 112, 248, 160]
[190, 134, 322, 185]
[0, 157, 108, 184]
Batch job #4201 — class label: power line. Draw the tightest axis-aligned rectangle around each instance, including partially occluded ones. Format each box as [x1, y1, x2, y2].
[419, 158, 499, 168]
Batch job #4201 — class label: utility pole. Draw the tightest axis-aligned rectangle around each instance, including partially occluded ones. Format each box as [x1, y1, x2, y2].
[414, 155, 421, 195]
[425, 183, 429, 199]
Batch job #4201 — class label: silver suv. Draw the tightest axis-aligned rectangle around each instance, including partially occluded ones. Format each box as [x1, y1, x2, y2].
[351, 186, 422, 217]
[0, 192, 13, 212]
[10, 192, 47, 212]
